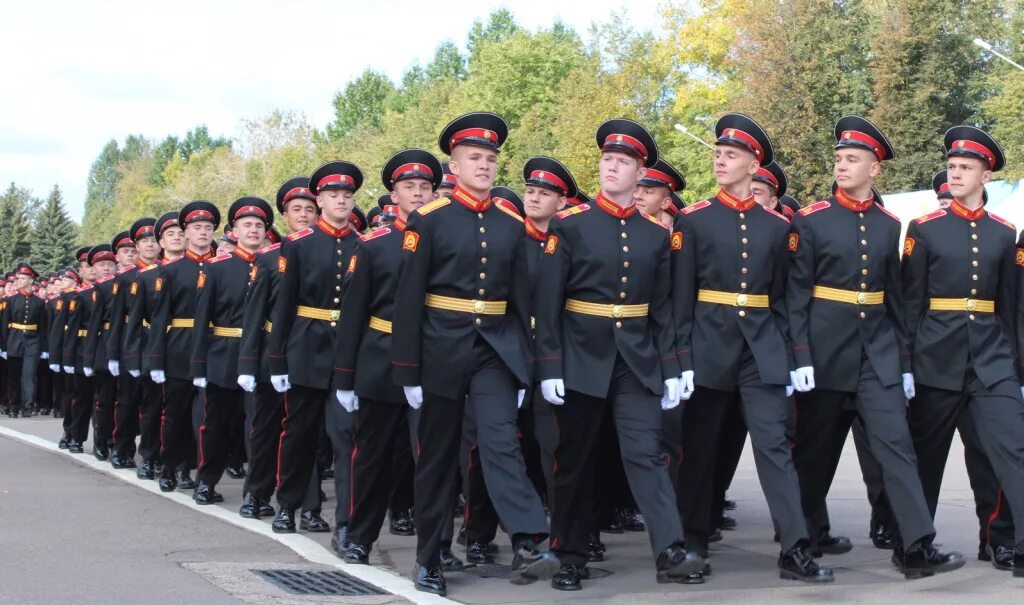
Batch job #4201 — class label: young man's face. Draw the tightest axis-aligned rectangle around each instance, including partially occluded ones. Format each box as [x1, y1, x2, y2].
[634, 186, 670, 215]
[713, 145, 759, 189]
[78, 261, 95, 283]
[283, 198, 317, 232]
[93, 260, 116, 280]
[833, 148, 879, 193]
[450, 145, 498, 193]
[523, 185, 566, 221]
[15, 274, 32, 290]
[115, 245, 138, 268]
[750, 181, 778, 208]
[599, 151, 645, 197]
[433, 185, 455, 200]
[233, 217, 266, 252]
[946, 157, 991, 200]
[391, 178, 433, 217]
[160, 226, 186, 255]
[317, 189, 354, 225]
[184, 221, 214, 250]
[136, 236, 160, 262]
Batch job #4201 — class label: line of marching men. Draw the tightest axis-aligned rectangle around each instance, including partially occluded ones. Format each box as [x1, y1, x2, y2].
[3, 110, 1024, 598]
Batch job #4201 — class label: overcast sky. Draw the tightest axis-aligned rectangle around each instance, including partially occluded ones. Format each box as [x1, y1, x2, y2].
[0, 1, 664, 220]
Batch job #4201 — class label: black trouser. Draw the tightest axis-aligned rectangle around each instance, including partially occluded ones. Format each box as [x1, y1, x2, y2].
[551, 357, 682, 568]
[533, 388, 559, 504]
[324, 392, 355, 526]
[958, 406, 1015, 550]
[349, 398, 414, 546]
[713, 403, 748, 526]
[137, 377, 162, 463]
[70, 373, 95, 443]
[387, 411, 415, 516]
[37, 357, 51, 410]
[909, 374, 1024, 551]
[196, 384, 243, 487]
[794, 356, 934, 549]
[7, 356, 38, 412]
[92, 371, 117, 451]
[51, 371, 63, 417]
[159, 378, 195, 477]
[851, 416, 897, 531]
[276, 384, 327, 511]
[113, 373, 142, 459]
[60, 372, 75, 431]
[227, 395, 246, 470]
[591, 413, 635, 530]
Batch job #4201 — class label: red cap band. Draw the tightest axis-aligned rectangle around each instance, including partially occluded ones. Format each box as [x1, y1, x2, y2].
[392, 162, 434, 181]
[283, 187, 315, 204]
[450, 127, 498, 148]
[91, 251, 116, 263]
[133, 226, 155, 240]
[317, 174, 356, 190]
[839, 130, 885, 161]
[754, 167, 779, 189]
[528, 169, 568, 192]
[602, 133, 648, 160]
[184, 209, 215, 224]
[235, 205, 268, 220]
[382, 204, 399, 215]
[16, 266, 35, 276]
[441, 174, 457, 186]
[719, 128, 764, 159]
[950, 139, 996, 169]
[642, 168, 676, 189]
[115, 237, 133, 249]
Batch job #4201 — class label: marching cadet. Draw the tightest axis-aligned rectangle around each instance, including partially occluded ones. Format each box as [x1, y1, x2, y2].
[34, 275, 54, 416]
[434, 164, 457, 200]
[535, 118, 701, 590]
[190, 198, 272, 504]
[0, 263, 46, 418]
[751, 160, 797, 218]
[905, 125, 1024, 576]
[83, 244, 119, 461]
[50, 268, 81, 447]
[633, 158, 686, 229]
[63, 247, 102, 455]
[392, 112, 556, 596]
[673, 113, 830, 583]
[334, 148, 443, 564]
[219, 227, 238, 254]
[932, 170, 954, 209]
[147, 201, 219, 492]
[268, 162, 362, 543]
[237, 177, 323, 526]
[789, 115, 964, 578]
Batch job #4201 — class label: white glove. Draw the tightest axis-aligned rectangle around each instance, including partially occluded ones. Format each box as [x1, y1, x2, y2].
[108, 360, 120, 376]
[193, 377, 207, 389]
[63, 365, 75, 374]
[404, 386, 423, 409]
[270, 374, 290, 393]
[902, 373, 915, 400]
[540, 379, 565, 405]
[793, 366, 815, 392]
[41, 351, 49, 360]
[237, 374, 256, 392]
[49, 363, 60, 373]
[336, 390, 358, 413]
[83, 367, 94, 377]
[517, 389, 526, 409]
[150, 369, 166, 384]
[661, 377, 680, 410]
[128, 369, 141, 378]
[787, 371, 798, 397]
[0, 351, 6, 360]
[679, 370, 695, 401]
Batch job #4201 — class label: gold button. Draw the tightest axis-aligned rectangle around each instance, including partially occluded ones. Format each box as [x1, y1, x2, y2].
[620, 219, 626, 226]
[337, 262, 343, 267]
[479, 227, 486, 233]
[740, 282, 747, 289]
[481, 241, 487, 248]
[972, 234, 978, 240]
[738, 310, 746, 317]
[742, 252, 749, 259]
[861, 239, 867, 246]
[621, 232, 628, 239]
[615, 321, 622, 328]
[623, 261, 630, 268]
[740, 224, 747, 231]
[481, 257, 488, 264]
[970, 222, 977, 228]
[336, 250, 342, 255]
[972, 247, 979, 253]
[857, 292, 868, 304]
[473, 300, 486, 313]
[859, 312, 866, 319]
[859, 213, 865, 219]
[477, 213, 484, 219]
[741, 268, 748, 274]
[336, 238, 341, 243]
[972, 274, 979, 281]
[475, 318, 481, 325]
[619, 292, 627, 299]
[612, 305, 623, 318]
[736, 294, 748, 307]
[478, 289, 485, 295]
[969, 314, 976, 320]
[861, 254, 868, 261]
[966, 299, 977, 311]
[861, 283, 868, 289]
[623, 246, 629, 253]
[861, 269, 868, 275]
[860, 225, 866, 232]
[330, 321, 337, 327]
[971, 288, 978, 295]
[336, 274, 342, 279]
[739, 213, 745, 219]
[335, 286, 341, 291]
[479, 273, 486, 280]
[741, 238, 748, 244]
[333, 297, 339, 303]
[621, 276, 628, 283]
[972, 260, 979, 267]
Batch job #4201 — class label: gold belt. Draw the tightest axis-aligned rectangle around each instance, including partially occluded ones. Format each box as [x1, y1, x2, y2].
[169, 318, 194, 329]
[564, 299, 649, 318]
[263, 320, 272, 333]
[296, 305, 340, 321]
[142, 320, 151, 329]
[9, 323, 38, 331]
[812, 285, 885, 306]
[929, 298, 995, 313]
[77, 329, 88, 337]
[212, 326, 243, 338]
[368, 316, 392, 334]
[102, 321, 111, 330]
[425, 293, 507, 315]
[696, 289, 770, 308]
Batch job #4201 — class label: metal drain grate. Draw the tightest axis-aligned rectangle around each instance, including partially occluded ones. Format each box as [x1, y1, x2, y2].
[251, 569, 387, 596]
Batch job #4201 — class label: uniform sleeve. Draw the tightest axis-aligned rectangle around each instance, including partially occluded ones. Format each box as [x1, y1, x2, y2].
[190, 265, 215, 379]
[770, 223, 795, 373]
[534, 219, 570, 381]
[509, 232, 535, 386]
[83, 291, 104, 371]
[900, 221, 928, 353]
[0, 300, 7, 351]
[883, 222, 912, 374]
[332, 247, 372, 391]
[238, 254, 272, 377]
[105, 276, 128, 362]
[48, 299, 67, 366]
[123, 279, 146, 372]
[652, 229, 681, 380]
[146, 271, 170, 373]
[1000, 231, 1020, 378]
[38, 299, 48, 355]
[268, 242, 300, 377]
[392, 213, 430, 386]
[785, 215, 815, 369]
[62, 294, 83, 365]
[671, 214, 696, 373]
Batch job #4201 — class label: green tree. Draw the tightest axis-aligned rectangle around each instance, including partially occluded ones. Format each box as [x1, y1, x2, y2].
[467, 9, 521, 64]
[179, 125, 231, 161]
[979, 0, 1024, 180]
[0, 183, 34, 269]
[426, 40, 467, 83]
[325, 70, 397, 139]
[29, 185, 78, 273]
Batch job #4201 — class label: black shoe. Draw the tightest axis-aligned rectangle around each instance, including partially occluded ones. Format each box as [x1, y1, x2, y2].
[329, 525, 349, 553]
[193, 482, 221, 505]
[602, 515, 625, 534]
[414, 564, 446, 596]
[136, 461, 155, 480]
[870, 521, 898, 550]
[22, 408, 33, 418]
[621, 508, 645, 532]
[466, 541, 495, 565]
[158, 476, 177, 492]
[440, 546, 465, 572]
[343, 542, 370, 564]
[68, 441, 84, 454]
[719, 515, 737, 531]
[389, 510, 415, 536]
[300, 511, 331, 532]
[58, 433, 69, 449]
[551, 564, 583, 591]
[257, 499, 275, 517]
[811, 533, 853, 557]
[978, 541, 991, 561]
[225, 465, 246, 479]
[272, 509, 296, 534]
[1014, 552, 1024, 578]
[239, 493, 259, 519]
[175, 470, 195, 490]
[53, 409, 63, 419]
[93, 447, 109, 461]
[39, 408, 51, 416]
[153, 462, 164, 475]
[779, 543, 834, 583]
[896, 544, 966, 579]
[586, 532, 605, 562]
[723, 498, 737, 511]
[511, 543, 559, 579]
[655, 543, 704, 583]
[9, 409, 19, 418]
[110, 455, 127, 469]
[121, 456, 136, 468]
[708, 529, 723, 543]
[987, 544, 1014, 572]
[320, 466, 334, 480]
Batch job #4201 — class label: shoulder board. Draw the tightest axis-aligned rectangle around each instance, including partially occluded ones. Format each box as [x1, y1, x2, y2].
[117, 265, 133, 275]
[208, 253, 231, 264]
[416, 197, 451, 217]
[556, 203, 590, 219]
[681, 200, 711, 214]
[257, 242, 281, 254]
[140, 263, 159, 272]
[359, 226, 392, 242]
[287, 227, 313, 241]
[761, 205, 790, 223]
[798, 200, 830, 216]
[495, 199, 524, 223]
[875, 203, 900, 222]
[162, 256, 183, 265]
[638, 209, 663, 227]
[76, 284, 93, 292]
[913, 209, 946, 224]
[988, 212, 1015, 231]
[96, 275, 114, 284]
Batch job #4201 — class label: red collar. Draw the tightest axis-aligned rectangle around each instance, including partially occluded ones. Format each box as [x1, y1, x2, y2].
[317, 216, 351, 238]
[950, 199, 985, 221]
[185, 249, 214, 262]
[524, 218, 547, 241]
[594, 191, 637, 219]
[234, 247, 256, 262]
[716, 188, 757, 211]
[835, 188, 874, 212]
[392, 215, 407, 232]
[451, 185, 491, 212]
[136, 259, 155, 270]
[18, 288, 31, 296]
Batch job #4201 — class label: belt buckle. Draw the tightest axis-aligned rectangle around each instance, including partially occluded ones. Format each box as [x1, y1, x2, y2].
[611, 304, 624, 318]
[330, 310, 341, 321]
[473, 300, 486, 314]
[735, 293, 747, 307]
[966, 298, 977, 311]
[856, 292, 868, 305]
